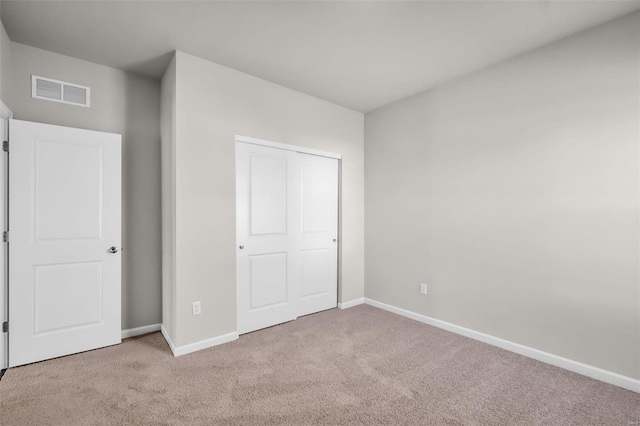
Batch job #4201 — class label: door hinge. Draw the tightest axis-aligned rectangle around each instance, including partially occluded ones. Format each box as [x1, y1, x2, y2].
[2, 322, 7, 333]
[2, 141, 7, 152]
[2, 231, 7, 243]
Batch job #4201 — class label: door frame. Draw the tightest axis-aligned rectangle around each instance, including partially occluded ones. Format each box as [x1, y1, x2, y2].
[236, 135, 341, 160]
[0, 100, 13, 373]
[234, 135, 341, 334]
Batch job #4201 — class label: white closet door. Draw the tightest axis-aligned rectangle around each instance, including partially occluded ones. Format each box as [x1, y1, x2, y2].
[236, 142, 339, 334]
[295, 153, 338, 317]
[236, 143, 298, 334]
[8, 119, 122, 367]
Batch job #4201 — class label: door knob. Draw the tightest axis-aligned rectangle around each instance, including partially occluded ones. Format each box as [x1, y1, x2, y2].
[239, 245, 244, 249]
[108, 246, 120, 254]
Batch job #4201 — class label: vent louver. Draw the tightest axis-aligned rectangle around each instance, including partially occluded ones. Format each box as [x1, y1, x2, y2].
[35, 78, 61, 100]
[32, 75, 90, 107]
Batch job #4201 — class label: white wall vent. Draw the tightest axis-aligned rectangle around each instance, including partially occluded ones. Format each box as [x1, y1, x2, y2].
[31, 75, 90, 107]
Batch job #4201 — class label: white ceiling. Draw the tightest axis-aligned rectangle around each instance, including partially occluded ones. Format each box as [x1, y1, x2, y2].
[2, 1, 639, 112]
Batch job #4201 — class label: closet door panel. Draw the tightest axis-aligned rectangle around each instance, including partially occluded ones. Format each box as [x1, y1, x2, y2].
[236, 143, 297, 334]
[296, 153, 338, 317]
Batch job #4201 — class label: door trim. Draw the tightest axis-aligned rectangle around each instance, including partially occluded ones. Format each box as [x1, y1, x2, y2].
[0, 100, 11, 372]
[0, 100, 13, 121]
[236, 135, 342, 160]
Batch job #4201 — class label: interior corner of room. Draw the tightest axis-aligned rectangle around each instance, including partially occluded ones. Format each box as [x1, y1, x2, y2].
[0, 1, 638, 423]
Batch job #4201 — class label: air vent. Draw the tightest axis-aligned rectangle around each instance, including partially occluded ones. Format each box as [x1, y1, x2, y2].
[32, 75, 90, 107]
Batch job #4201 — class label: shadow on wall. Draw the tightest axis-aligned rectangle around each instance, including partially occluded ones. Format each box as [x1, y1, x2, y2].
[121, 75, 163, 330]
[127, 52, 174, 79]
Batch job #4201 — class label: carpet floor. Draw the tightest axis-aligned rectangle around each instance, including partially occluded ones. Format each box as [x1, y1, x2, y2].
[0, 305, 638, 425]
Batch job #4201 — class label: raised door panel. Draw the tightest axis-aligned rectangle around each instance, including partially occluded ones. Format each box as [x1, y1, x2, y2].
[301, 162, 336, 234]
[250, 155, 287, 236]
[34, 139, 103, 241]
[300, 249, 331, 297]
[249, 252, 288, 310]
[34, 262, 103, 334]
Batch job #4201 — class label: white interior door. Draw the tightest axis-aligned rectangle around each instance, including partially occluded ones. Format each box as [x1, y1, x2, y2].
[236, 143, 298, 334]
[9, 119, 122, 367]
[295, 153, 338, 317]
[236, 141, 338, 334]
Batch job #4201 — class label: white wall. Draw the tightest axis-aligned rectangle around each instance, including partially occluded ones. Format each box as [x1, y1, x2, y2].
[364, 12, 639, 379]
[3, 42, 163, 331]
[162, 51, 364, 347]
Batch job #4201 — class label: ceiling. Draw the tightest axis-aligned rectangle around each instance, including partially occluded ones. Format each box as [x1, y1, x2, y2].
[2, 1, 639, 113]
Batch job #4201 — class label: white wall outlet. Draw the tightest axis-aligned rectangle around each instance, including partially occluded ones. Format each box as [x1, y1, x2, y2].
[420, 283, 428, 295]
[192, 301, 201, 316]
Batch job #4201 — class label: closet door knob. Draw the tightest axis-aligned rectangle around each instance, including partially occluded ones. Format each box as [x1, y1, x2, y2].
[239, 245, 244, 249]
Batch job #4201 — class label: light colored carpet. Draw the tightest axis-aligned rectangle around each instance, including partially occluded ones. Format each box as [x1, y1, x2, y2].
[1, 305, 638, 425]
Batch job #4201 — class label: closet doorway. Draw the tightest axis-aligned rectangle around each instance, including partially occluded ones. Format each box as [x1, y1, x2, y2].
[235, 136, 339, 334]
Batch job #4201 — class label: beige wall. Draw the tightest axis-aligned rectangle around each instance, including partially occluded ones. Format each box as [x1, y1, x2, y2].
[364, 12, 639, 379]
[160, 55, 177, 339]
[164, 51, 364, 347]
[4, 42, 163, 331]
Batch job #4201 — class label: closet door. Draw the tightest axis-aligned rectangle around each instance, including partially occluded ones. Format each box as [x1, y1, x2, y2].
[236, 143, 298, 334]
[236, 142, 339, 334]
[295, 153, 338, 317]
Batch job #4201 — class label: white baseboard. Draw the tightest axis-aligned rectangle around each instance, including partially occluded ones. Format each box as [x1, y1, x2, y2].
[160, 325, 177, 354]
[364, 298, 640, 393]
[121, 323, 161, 339]
[338, 297, 365, 310]
[160, 325, 239, 357]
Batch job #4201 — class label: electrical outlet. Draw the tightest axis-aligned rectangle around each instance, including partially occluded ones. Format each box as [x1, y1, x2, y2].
[192, 301, 201, 316]
[420, 283, 428, 295]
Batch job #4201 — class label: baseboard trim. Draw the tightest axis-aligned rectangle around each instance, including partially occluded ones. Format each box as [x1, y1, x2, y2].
[160, 325, 177, 355]
[160, 325, 239, 357]
[364, 298, 640, 393]
[121, 323, 161, 339]
[338, 297, 365, 310]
